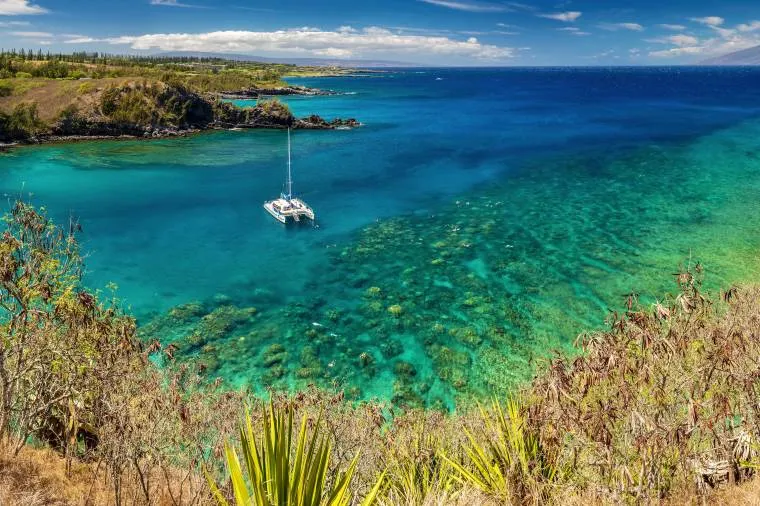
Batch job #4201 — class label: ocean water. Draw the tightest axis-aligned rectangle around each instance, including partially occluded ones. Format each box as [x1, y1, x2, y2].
[2, 67, 760, 408]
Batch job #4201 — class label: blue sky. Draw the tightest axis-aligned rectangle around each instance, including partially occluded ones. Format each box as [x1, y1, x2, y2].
[1, 0, 760, 65]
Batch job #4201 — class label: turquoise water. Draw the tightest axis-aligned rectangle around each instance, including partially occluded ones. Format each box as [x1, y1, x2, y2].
[2, 68, 760, 408]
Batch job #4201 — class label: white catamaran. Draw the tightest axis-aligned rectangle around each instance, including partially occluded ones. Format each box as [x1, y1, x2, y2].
[263, 128, 316, 224]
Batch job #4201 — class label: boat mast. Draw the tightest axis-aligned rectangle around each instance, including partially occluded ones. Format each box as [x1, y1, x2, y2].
[286, 127, 293, 200]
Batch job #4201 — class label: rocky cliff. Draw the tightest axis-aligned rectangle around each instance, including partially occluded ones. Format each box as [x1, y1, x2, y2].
[10, 81, 358, 144]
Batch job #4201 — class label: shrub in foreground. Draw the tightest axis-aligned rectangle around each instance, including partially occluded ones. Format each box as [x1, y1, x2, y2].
[528, 266, 760, 501]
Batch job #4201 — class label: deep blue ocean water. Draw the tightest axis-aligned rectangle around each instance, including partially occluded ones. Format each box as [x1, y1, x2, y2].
[2, 67, 760, 407]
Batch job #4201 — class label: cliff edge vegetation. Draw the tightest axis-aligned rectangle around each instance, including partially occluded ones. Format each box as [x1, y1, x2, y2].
[0, 51, 357, 144]
[1, 202, 760, 505]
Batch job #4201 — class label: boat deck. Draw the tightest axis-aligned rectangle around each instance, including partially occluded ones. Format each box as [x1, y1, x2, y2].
[264, 197, 315, 224]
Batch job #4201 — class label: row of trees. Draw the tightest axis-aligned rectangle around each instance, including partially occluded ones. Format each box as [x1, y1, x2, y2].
[0, 50, 291, 88]
[0, 49, 297, 68]
[0, 48, 49, 61]
[0, 58, 73, 78]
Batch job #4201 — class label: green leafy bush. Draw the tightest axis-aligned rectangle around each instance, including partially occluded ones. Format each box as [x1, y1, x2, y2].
[0, 102, 46, 140]
[99, 84, 158, 125]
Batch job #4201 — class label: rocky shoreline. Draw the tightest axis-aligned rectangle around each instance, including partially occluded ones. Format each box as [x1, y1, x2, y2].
[217, 85, 335, 100]
[9, 116, 361, 147]
[1, 84, 360, 149]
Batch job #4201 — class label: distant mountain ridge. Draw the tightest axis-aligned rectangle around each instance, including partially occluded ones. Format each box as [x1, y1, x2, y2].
[156, 51, 419, 68]
[700, 45, 760, 65]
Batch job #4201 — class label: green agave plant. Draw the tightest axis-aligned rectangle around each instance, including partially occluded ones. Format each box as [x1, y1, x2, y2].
[442, 398, 557, 503]
[207, 402, 384, 506]
[383, 453, 456, 505]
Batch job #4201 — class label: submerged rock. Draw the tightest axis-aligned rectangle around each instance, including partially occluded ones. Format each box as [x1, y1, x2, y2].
[295, 115, 361, 130]
[262, 343, 288, 368]
[168, 302, 205, 323]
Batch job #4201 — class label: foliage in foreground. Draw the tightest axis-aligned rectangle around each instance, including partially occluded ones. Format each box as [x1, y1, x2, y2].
[2, 201, 760, 505]
[207, 403, 384, 506]
[528, 266, 760, 501]
[204, 263, 760, 505]
[0, 201, 243, 505]
[443, 398, 559, 504]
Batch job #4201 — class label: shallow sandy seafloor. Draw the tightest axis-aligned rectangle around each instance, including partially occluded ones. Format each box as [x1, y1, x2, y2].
[140, 117, 760, 410]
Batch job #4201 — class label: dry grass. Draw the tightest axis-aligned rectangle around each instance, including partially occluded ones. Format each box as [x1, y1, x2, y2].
[1, 427, 757, 506]
[0, 440, 217, 506]
[0, 78, 136, 121]
[705, 477, 760, 505]
[0, 441, 105, 505]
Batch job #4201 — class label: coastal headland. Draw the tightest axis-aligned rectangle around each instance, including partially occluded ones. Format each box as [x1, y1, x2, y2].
[0, 52, 359, 147]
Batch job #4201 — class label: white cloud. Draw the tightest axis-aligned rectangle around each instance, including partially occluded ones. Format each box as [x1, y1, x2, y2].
[667, 34, 699, 46]
[737, 21, 760, 32]
[388, 26, 453, 36]
[591, 49, 616, 59]
[538, 11, 581, 22]
[558, 27, 590, 36]
[64, 36, 95, 43]
[649, 17, 760, 59]
[505, 2, 534, 11]
[598, 22, 644, 32]
[313, 47, 354, 58]
[659, 24, 686, 31]
[66, 27, 515, 62]
[647, 34, 700, 46]
[419, 0, 509, 12]
[690, 16, 724, 26]
[10, 30, 51, 37]
[0, 0, 46, 15]
[0, 20, 27, 26]
[649, 46, 704, 58]
[150, 0, 197, 7]
[619, 22, 644, 31]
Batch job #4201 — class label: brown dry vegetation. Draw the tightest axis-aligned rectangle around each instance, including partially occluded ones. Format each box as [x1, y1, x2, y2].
[3, 202, 760, 505]
[0, 78, 127, 122]
[0, 438, 223, 506]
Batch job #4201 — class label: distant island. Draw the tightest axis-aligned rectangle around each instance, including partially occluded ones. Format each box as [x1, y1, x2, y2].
[700, 44, 760, 65]
[0, 51, 360, 148]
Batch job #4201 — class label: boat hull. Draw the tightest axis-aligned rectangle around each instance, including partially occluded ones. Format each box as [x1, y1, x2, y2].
[263, 202, 288, 223]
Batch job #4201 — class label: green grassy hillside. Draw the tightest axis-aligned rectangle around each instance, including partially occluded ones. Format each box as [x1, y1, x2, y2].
[0, 51, 347, 142]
